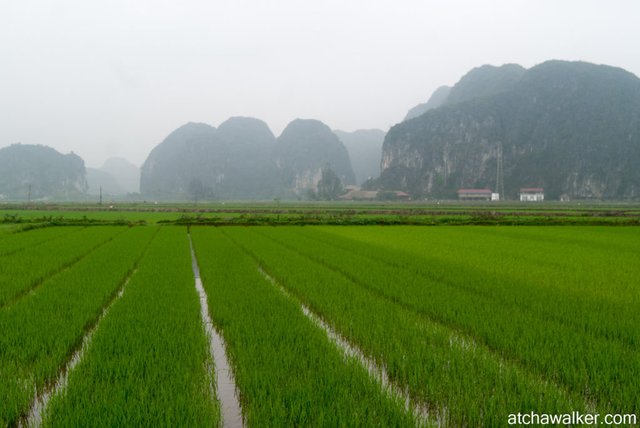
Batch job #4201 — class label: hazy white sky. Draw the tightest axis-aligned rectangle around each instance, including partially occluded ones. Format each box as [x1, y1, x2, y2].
[1, 0, 639, 167]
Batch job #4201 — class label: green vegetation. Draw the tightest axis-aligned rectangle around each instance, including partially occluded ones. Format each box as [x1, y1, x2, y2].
[43, 227, 219, 427]
[250, 226, 640, 418]
[0, 227, 155, 426]
[0, 227, 125, 307]
[2, 208, 181, 225]
[191, 227, 416, 426]
[0, 224, 16, 234]
[221, 227, 594, 426]
[0, 215, 638, 426]
[0, 226, 80, 257]
[314, 165, 344, 200]
[2, 200, 639, 226]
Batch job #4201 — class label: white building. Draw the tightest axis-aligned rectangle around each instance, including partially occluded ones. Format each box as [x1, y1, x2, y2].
[519, 188, 544, 201]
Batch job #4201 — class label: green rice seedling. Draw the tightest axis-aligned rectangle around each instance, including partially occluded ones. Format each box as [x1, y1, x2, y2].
[42, 227, 219, 427]
[302, 226, 640, 413]
[255, 226, 640, 416]
[223, 227, 595, 427]
[0, 227, 155, 427]
[191, 227, 418, 427]
[0, 226, 80, 257]
[0, 227, 125, 307]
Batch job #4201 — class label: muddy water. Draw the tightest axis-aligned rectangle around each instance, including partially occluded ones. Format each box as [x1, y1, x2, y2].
[258, 267, 439, 428]
[189, 236, 244, 428]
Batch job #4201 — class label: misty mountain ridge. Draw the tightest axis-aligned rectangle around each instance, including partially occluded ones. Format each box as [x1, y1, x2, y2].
[333, 129, 386, 185]
[100, 157, 140, 194]
[378, 60, 640, 199]
[140, 117, 355, 200]
[444, 63, 526, 105]
[403, 64, 525, 122]
[86, 168, 126, 196]
[404, 86, 451, 121]
[0, 144, 87, 200]
[3, 59, 640, 202]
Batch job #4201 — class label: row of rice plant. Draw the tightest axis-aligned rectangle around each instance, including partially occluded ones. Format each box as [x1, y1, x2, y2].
[0, 226, 80, 257]
[317, 226, 639, 345]
[0, 227, 155, 427]
[42, 227, 220, 427]
[191, 227, 417, 427]
[296, 226, 640, 413]
[221, 227, 586, 427]
[0, 226, 125, 307]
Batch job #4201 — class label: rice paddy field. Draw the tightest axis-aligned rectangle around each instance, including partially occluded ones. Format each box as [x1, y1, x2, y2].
[0, 204, 639, 426]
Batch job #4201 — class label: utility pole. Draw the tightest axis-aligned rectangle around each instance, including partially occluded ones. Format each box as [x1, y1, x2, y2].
[99, 186, 103, 205]
[496, 143, 505, 200]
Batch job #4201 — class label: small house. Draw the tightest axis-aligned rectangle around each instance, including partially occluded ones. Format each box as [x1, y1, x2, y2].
[519, 188, 544, 202]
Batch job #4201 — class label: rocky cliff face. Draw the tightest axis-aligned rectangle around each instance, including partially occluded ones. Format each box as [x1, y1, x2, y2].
[378, 60, 640, 200]
[275, 119, 355, 197]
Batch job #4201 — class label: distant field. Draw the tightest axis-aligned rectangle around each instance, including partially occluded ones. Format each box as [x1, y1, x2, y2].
[2, 200, 640, 226]
[1, 224, 638, 426]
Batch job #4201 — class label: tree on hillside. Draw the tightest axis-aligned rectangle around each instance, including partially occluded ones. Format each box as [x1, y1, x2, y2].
[316, 164, 344, 200]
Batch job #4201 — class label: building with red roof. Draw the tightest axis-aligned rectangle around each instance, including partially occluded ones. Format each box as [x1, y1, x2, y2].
[519, 188, 544, 201]
[457, 189, 493, 201]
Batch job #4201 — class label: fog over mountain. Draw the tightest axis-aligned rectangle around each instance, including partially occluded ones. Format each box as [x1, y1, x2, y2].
[100, 157, 140, 194]
[333, 129, 386, 185]
[140, 117, 354, 200]
[404, 86, 451, 121]
[2, 2, 639, 167]
[3, 57, 640, 203]
[0, 144, 86, 201]
[86, 168, 125, 196]
[140, 122, 219, 200]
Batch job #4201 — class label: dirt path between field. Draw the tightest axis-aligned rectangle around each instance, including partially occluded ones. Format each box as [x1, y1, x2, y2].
[188, 234, 244, 428]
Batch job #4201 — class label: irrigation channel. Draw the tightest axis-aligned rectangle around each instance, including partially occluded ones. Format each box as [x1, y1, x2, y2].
[258, 267, 436, 427]
[188, 234, 244, 428]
